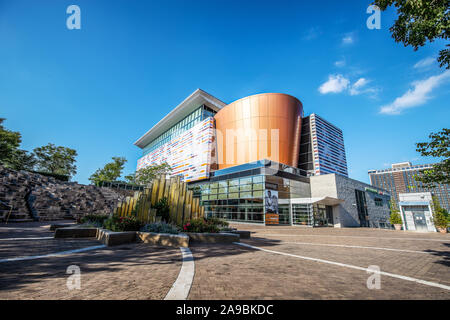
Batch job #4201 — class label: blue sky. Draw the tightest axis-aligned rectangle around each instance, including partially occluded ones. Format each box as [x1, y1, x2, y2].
[1, 0, 449, 184]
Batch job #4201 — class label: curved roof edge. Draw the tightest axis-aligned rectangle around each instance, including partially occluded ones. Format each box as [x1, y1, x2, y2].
[134, 89, 226, 149]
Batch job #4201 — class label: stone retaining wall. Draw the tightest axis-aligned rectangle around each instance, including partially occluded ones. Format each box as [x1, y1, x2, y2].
[0, 165, 127, 222]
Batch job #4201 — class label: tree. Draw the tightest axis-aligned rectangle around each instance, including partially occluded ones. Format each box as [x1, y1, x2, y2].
[125, 163, 171, 186]
[9, 149, 37, 171]
[414, 128, 449, 187]
[33, 143, 77, 178]
[373, 0, 449, 69]
[431, 195, 449, 229]
[0, 118, 36, 170]
[89, 157, 127, 186]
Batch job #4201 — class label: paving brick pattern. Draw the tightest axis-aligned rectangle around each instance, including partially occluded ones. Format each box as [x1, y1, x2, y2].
[0, 221, 182, 300]
[188, 224, 450, 300]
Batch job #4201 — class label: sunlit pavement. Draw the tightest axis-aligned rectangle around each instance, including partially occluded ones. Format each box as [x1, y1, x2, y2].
[188, 224, 450, 299]
[1, 221, 449, 300]
[0, 221, 182, 300]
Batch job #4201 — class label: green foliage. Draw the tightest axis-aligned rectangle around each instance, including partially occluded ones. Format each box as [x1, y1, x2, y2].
[103, 215, 143, 232]
[389, 198, 399, 213]
[431, 196, 449, 229]
[153, 197, 170, 222]
[182, 218, 220, 233]
[125, 163, 171, 185]
[141, 222, 179, 234]
[414, 128, 449, 187]
[389, 212, 403, 225]
[373, 0, 450, 69]
[0, 118, 36, 170]
[206, 216, 229, 227]
[31, 171, 69, 181]
[81, 214, 110, 227]
[33, 143, 78, 178]
[89, 157, 127, 186]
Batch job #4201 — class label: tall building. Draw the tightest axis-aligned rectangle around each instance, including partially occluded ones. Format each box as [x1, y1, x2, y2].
[134, 89, 226, 182]
[134, 89, 390, 227]
[368, 162, 449, 211]
[299, 113, 348, 177]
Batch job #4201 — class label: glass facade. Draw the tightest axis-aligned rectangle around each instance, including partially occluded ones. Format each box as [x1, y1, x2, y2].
[199, 175, 265, 223]
[142, 105, 216, 156]
[191, 162, 312, 224]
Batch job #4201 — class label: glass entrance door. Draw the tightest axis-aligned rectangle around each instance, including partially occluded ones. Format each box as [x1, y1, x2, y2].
[413, 212, 428, 232]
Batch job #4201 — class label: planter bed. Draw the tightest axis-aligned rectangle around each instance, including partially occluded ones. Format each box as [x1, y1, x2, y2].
[137, 232, 189, 248]
[226, 230, 251, 239]
[96, 228, 136, 246]
[187, 232, 240, 244]
[54, 227, 98, 238]
[50, 223, 76, 231]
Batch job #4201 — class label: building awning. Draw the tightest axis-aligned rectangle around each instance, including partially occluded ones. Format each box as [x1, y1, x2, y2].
[399, 201, 430, 206]
[288, 197, 344, 206]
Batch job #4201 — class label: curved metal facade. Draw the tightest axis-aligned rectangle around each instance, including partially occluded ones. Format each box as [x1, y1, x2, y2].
[214, 93, 303, 169]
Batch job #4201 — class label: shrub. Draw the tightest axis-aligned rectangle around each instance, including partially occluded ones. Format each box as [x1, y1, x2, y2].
[206, 217, 229, 227]
[80, 214, 109, 227]
[433, 208, 449, 229]
[182, 218, 219, 233]
[141, 222, 179, 234]
[153, 197, 170, 222]
[389, 212, 402, 225]
[432, 196, 449, 229]
[103, 215, 143, 232]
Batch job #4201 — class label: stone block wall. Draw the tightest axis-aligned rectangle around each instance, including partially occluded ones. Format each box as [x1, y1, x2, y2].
[0, 165, 128, 222]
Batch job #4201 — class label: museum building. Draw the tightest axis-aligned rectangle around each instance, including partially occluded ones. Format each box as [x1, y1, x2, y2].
[134, 89, 391, 227]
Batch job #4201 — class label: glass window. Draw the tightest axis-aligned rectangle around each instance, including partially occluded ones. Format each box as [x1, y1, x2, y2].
[240, 177, 252, 185]
[228, 192, 239, 199]
[240, 191, 252, 198]
[252, 176, 263, 183]
[253, 190, 263, 197]
[253, 183, 264, 191]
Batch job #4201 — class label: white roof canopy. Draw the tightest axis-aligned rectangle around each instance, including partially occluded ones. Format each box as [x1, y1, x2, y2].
[134, 89, 226, 149]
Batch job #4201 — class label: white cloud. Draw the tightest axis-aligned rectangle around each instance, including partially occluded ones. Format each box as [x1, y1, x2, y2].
[342, 35, 354, 45]
[350, 78, 370, 96]
[379, 70, 450, 115]
[318, 74, 350, 94]
[334, 59, 346, 67]
[319, 75, 378, 97]
[414, 56, 435, 69]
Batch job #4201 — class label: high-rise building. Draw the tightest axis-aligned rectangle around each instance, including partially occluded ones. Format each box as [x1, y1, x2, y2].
[299, 113, 348, 177]
[368, 162, 449, 211]
[134, 89, 390, 227]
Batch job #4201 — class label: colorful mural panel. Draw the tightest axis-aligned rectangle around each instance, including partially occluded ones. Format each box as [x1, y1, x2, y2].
[137, 117, 215, 182]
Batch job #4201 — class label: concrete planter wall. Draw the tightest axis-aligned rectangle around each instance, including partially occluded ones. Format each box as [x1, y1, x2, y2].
[54, 227, 98, 238]
[96, 228, 136, 246]
[226, 230, 251, 239]
[137, 232, 189, 248]
[54, 226, 245, 247]
[187, 232, 240, 244]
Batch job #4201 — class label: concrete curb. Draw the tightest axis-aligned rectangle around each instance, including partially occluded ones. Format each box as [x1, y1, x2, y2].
[164, 247, 195, 300]
[96, 229, 136, 246]
[137, 232, 189, 248]
[187, 232, 240, 244]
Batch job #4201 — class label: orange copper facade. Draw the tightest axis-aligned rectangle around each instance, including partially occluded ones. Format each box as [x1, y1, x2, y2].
[214, 93, 303, 169]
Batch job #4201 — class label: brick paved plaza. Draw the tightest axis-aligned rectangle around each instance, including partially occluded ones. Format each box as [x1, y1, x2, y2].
[0, 221, 449, 300]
